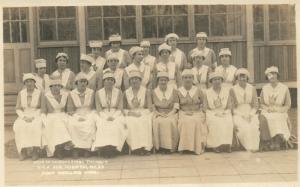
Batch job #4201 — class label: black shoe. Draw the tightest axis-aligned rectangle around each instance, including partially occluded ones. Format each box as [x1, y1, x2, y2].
[72, 149, 79, 159]
[19, 148, 27, 161]
[83, 150, 90, 158]
[32, 147, 39, 161]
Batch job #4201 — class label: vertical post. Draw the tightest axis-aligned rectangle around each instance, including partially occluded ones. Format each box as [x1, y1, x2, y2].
[78, 6, 86, 54]
[246, 5, 255, 83]
[29, 7, 36, 72]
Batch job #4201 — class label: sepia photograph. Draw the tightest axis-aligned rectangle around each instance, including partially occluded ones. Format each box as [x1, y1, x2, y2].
[2, 0, 298, 186]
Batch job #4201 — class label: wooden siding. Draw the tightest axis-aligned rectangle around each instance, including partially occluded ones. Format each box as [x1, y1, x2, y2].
[254, 45, 297, 83]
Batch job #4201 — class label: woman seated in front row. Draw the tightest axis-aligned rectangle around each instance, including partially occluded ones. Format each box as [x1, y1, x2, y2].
[67, 73, 97, 158]
[14, 73, 43, 161]
[124, 70, 153, 156]
[205, 72, 234, 153]
[231, 68, 260, 152]
[177, 69, 207, 155]
[41, 79, 74, 159]
[92, 71, 128, 158]
[259, 66, 291, 151]
[152, 71, 179, 154]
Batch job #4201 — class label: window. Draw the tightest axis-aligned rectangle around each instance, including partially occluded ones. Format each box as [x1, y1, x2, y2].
[86, 6, 136, 40]
[194, 5, 242, 37]
[38, 6, 77, 41]
[268, 5, 295, 40]
[253, 5, 264, 41]
[142, 5, 188, 38]
[3, 7, 29, 43]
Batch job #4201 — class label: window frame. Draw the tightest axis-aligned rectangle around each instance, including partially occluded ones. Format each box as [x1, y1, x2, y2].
[253, 4, 296, 46]
[36, 6, 79, 47]
[3, 7, 30, 44]
[192, 5, 246, 41]
[85, 5, 139, 45]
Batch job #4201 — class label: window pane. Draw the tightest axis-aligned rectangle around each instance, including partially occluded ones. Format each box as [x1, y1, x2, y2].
[173, 16, 188, 37]
[121, 6, 136, 16]
[142, 17, 157, 38]
[227, 5, 241, 13]
[142, 5, 156, 16]
[3, 22, 11, 43]
[158, 5, 172, 15]
[57, 7, 76, 18]
[174, 5, 187, 15]
[253, 5, 264, 23]
[269, 23, 279, 40]
[211, 5, 226, 14]
[20, 21, 28, 42]
[227, 14, 241, 36]
[121, 18, 136, 39]
[211, 15, 226, 36]
[280, 23, 288, 40]
[269, 5, 279, 22]
[194, 5, 209, 14]
[103, 18, 120, 39]
[279, 5, 288, 22]
[88, 19, 103, 40]
[11, 22, 20, 42]
[195, 15, 209, 34]
[20, 8, 29, 20]
[290, 5, 295, 23]
[3, 8, 10, 20]
[254, 23, 264, 41]
[103, 6, 120, 17]
[57, 19, 76, 40]
[39, 20, 56, 40]
[87, 6, 102, 17]
[11, 8, 19, 20]
[39, 7, 55, 19]
[158, 16, 172, 37]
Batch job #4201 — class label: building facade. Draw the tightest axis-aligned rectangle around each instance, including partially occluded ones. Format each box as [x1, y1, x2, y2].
[3, 5, 297, 124]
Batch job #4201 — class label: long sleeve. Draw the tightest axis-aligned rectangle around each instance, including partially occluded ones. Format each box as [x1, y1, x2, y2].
[175, 66, 182, 88]
[145, 89, 152, 110]
[226, 90, 234, 112]
[250, 86, 259, 114]
[123, 51, 131, 68]
[180, 52, 187, 72]
[211, 49, 217, 70]
[66, 71, 75, 90]
[40, 94, 48, 114]
[95, 91, 102, 113]
[202, 91, 208, 112]
[66, 94, 76, 113]
[259, 89, 268, 111]
[280, 88, 291, 113]
[123, 70, 130, 90]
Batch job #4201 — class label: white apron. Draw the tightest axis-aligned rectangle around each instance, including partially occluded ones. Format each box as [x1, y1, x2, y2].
[13, 89, 42, 153]
[125, 87, 153, 151]
[206, 87, 234, 148]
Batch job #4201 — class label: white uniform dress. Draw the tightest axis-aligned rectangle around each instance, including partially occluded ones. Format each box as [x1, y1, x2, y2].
[35, 74, 50, 92]
[124, 86, 153, 151]
[232, 83, 260, 151]
[92, 87, 128, 151]
[67, 88, 97, 149]
[13, 88, 43, 153]
[215, 65, 237, 88]
[260, 82, 291, 140]
[205, 86, 234, 148]
[42, 90, 72, 157]
[192, 65, 209, 90]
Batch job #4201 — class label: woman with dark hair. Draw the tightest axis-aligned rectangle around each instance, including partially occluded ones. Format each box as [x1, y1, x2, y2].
[231, 68, 260, 152]
[124, 70, 153, 156]
[51, 52, 75, 91]
[34, 58, 50, 92]
[259, 66, 291, 151]
[14, 73, 43, 161]
[67, 73, 96, 158]
[78, 54, 100, 91]
[92, 71, 128, 158]
[177, 69, 207, 155]
[204, 71, 234, 153]
[140, 40, 157, 72]
[154, 43, 181, 89]
[215, 48, 237, 88]
[165, 33, 187, 72]
[105, 34, 131, 69]
[41, 79, 74, 159]
[188, 32, 217, 70]
[191, 50, 210, 90]
[152, 71, 179, 154]
[124, 46, 152, 89]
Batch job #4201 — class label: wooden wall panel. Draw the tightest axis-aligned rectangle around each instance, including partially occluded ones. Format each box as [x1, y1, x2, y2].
[19, 48, 32, 82]
[37, 47, 80, 74]
[4, 49, 15, 83]
[254, 45, 296, 83]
